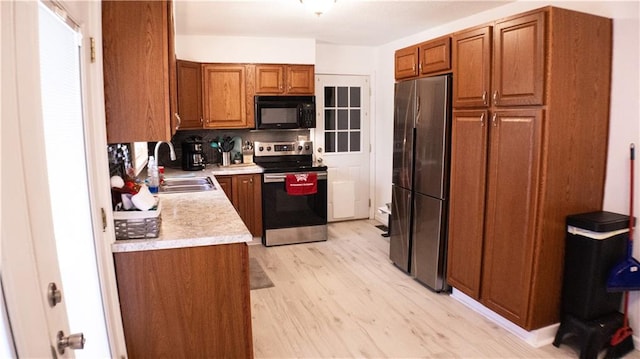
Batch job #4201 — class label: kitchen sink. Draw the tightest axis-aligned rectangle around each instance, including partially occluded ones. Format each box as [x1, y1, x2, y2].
[160, 176, 216, 193]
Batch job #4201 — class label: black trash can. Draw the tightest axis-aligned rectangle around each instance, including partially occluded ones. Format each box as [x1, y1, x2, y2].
[561, 211, 631, 320]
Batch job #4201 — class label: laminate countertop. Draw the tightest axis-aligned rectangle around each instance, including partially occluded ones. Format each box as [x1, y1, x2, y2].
[110, 164, 262, 253]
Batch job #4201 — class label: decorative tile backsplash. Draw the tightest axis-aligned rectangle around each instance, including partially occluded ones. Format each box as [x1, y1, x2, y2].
[107, 143, 132, 178]
[108, 129, 312, 177]
[158, 129, 311, 169]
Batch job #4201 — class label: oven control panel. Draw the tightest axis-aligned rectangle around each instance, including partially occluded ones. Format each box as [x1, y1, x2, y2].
[254, 141, 313, 156]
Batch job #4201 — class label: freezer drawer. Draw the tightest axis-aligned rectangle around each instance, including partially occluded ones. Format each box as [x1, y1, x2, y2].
[389, 185, 412, 272]
[412, 192, 447, 291]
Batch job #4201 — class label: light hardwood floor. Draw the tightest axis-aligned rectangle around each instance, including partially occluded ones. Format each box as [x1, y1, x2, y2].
[249, 220, 640, 358]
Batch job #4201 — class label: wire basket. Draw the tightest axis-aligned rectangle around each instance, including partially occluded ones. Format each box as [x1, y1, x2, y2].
[113, 202, 162, 240]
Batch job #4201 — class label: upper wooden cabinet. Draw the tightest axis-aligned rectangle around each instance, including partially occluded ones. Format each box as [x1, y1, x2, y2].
[446, 7, 612, 330]
[176, 60, 203, 129]
[202, 64, 254, 129]
[492, 12, 545, 107]
[452, 26, 492, 108]
[175, 62, 313, 130]
[394, 46, 419, 80]
[102, 0, 176, 143]
[255, 64, 315, 95]
[394, 36, 451, 80]
[452, 11, 545, 109]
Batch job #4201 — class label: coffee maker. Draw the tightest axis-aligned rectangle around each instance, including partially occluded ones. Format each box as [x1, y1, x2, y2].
[182, 136, 206, 171]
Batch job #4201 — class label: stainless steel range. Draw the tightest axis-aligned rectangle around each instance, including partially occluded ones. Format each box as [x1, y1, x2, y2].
[254, 141, 328, 246]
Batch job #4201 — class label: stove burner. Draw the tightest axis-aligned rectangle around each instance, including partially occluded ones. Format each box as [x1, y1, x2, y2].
[254, 141, 326, 173]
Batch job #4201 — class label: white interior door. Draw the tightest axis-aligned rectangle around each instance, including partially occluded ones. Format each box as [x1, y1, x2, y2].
[314, 75, 371, 222]
[2, 1, 112, 357]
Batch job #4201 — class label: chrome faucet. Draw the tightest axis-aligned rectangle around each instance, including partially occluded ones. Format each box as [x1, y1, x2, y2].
[154, 141, 177, 164]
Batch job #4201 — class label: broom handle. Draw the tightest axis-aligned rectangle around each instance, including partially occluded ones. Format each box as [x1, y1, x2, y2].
[629, 144, 635, 258]
[624, 144, 635, 329]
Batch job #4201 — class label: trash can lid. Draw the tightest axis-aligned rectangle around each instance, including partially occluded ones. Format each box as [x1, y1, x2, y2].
[566, 211, 634, 232]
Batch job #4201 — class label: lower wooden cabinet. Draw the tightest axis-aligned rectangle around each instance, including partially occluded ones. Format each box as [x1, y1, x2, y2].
[114, 243, 253, 358]
[216, 174, 262, 237]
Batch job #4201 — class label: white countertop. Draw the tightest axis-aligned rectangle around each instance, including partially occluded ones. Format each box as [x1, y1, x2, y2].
[111, 167, 261, 253]
[210, 163, 263, 175]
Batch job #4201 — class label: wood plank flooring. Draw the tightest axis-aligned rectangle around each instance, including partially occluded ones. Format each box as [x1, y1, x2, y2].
[249, 220, 639, 358]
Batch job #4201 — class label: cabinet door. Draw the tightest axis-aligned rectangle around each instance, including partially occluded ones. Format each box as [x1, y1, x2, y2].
[202, 64, 249, 129]
[176, 60, 203, 129]
[216, 175, 233, 201]
[114, 244, 253, 358]
[168, 1, 178, 137]
[419, 36, 451, 75]
[481, 109, 542, 326]
[102, 0, 172, 143]
[234, 174, 263, 237]
[255, 65, 284, 94]
[446, 110, 489, 299]
[452, 26, 492, 108]
[394, 45, 419, 80]
[493, 12, 545, 107]
[286, 65, 315, 94]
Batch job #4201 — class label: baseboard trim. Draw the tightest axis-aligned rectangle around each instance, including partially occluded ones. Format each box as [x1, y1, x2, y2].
[451, 288, 640, 351]
[450, 289, 559, 348]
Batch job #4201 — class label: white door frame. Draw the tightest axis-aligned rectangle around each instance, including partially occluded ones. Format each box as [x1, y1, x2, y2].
[313, 74, 374, 221]
[1, 1, 127, 357]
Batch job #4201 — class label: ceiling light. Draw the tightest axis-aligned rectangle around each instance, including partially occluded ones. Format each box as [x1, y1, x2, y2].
[300, 0, 336, 16]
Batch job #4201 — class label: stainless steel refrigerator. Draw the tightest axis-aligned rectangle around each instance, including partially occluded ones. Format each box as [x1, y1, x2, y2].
[389, 74, 451, 292]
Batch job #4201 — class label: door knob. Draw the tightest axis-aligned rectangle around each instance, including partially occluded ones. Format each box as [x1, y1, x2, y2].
[57, 331, 85, 355]
[47, 282, 62, 307]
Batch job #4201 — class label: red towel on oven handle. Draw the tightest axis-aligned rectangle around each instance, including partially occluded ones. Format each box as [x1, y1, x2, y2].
[285, 173, 318, 195]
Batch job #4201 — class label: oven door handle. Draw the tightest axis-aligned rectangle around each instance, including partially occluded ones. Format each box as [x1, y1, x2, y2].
[263, 172, 327, 183]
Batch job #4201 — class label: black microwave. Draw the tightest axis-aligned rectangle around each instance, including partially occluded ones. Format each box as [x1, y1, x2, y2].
[255, 95, 316, 130]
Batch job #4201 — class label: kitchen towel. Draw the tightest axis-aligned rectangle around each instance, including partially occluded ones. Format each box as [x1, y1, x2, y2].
[285, 173, 317, 195]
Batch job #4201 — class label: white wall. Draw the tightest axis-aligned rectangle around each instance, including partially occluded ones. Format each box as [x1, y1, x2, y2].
[176, 35, 315, 63]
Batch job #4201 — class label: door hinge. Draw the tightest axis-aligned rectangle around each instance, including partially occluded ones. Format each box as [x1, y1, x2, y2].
[90, 37, 96, 63]
[101, 208, 107, 232]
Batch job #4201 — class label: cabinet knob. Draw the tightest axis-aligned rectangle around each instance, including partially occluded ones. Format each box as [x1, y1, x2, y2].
[493, 91, 499, 105]
[480, 113, 485, 127]
[491, 113, 498, 127]
[482, 91, 487, 105]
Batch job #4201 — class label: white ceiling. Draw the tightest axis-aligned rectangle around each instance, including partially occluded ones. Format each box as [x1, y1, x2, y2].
[174, 0, 512, 46]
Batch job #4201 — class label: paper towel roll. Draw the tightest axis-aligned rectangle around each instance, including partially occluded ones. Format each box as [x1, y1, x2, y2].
[131, 185, 157, 211]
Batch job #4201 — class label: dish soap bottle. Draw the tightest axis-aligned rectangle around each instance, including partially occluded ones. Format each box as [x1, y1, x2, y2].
[147, 156, 159, 194]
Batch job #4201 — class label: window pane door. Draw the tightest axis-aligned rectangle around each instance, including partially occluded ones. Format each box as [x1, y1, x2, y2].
[314, 75, 371, 221]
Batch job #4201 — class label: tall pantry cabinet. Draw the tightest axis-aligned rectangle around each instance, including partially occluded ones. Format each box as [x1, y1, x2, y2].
[446, 7, 612, 330]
